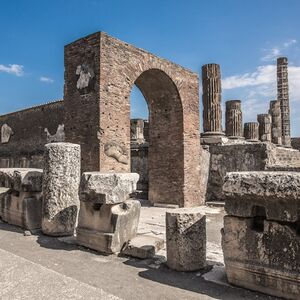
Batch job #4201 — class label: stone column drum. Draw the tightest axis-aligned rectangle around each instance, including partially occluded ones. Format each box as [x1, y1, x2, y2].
[166, 208, 206, 271]
[225, 100, 243, 139]
[257, 114, 272, 142]
[202, 64, 223, 136]
[277, 57, 291, 147]
[130, 119, 145, 144]
[244, 122, 259, 142]
[42, 143, 81, 236]
[269, 100, 282, 145]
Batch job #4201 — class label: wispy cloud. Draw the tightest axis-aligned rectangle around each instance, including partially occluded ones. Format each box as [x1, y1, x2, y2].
[40, 76, 54, 83]
[0, 64, 24, 76]
[261, 39, 297, 62]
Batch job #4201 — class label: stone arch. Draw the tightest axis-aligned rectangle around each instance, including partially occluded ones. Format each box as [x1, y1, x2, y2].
[132, 68, 184, 205]
[64, 32, 204, 207]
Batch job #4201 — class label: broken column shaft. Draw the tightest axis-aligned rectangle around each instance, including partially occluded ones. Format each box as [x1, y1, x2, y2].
[225, 100, 243, 139]
[257, 114, 272, 142]
[244, 122, 259, 142]
[42, 143, 81, 236]
[269, 100, 282, 145]
[202, 64, 223, 136]
[277, 57, 291, 147]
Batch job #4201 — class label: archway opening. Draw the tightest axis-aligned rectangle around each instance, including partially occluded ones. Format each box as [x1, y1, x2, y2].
[130, 85, 149, 199]
[130, 69, 184, 206]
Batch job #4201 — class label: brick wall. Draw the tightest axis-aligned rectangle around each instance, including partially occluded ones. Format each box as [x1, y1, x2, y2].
[0, 101, 64, 168]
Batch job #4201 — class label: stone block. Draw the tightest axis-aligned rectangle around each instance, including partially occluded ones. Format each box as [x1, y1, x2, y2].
[166, 208, 206, 271]
[76, 200, 141, 254]
[0, 168, 43, 192]
[223, 171, 300, 222]
[80, 172, 139, 204]
[42, 143, 81, 236]
[222, 216, 300, 300]
[0, 168, 43, 230]
[121, 235, 164, 259]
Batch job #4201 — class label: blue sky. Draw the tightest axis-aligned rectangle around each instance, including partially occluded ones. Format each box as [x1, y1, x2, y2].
[0, 0, 300, 136]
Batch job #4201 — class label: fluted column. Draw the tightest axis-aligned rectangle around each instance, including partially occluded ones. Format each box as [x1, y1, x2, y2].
[225, 100, 243, 139]
[277, 57, 291, 147]
[269, 100, 282, 145]
[202, 64, 223, 136]
[244, 122, 259, 142]
[257, 114, 272, 142]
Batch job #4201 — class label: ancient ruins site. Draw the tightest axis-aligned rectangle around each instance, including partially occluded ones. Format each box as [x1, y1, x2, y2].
[0, 4, 300, 299]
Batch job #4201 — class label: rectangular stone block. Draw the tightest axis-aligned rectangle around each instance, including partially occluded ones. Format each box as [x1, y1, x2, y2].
[223, 171, 300, 222]
[80, 172, 139, 204]
[0, 192, 42, 230]
[166, 208, 206, 271]
[0, 169, 43, 230]
[76, 200, 141, 254]
[222, 216, 300, 299]
[0, 168, 43, 192]
[121, 235, 164, 259]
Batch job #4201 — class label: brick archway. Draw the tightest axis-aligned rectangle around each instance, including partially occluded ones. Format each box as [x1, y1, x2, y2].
[64, 32, 204, 207]
[133, 69, 184, 205]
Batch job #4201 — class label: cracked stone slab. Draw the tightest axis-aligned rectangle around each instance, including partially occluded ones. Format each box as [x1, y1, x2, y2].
[223, 171, 300, 222]
[80, 172, 139, 204]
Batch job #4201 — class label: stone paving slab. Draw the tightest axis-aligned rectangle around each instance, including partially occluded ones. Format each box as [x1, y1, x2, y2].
[0, 248, 121, 300]
[0, 205, 278, 300]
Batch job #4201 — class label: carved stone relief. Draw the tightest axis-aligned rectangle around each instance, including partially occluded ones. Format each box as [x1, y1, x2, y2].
[104, 142, 128, 165]
[1, 124, 14, 144]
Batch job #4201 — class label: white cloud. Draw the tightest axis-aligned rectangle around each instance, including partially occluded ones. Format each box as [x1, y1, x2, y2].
[222, 63, 300, 132]
[222, 65, 276, 90]
[261, 39, 297, 62]
[40, 76, 54, 83]
[0, 64, 24, 76]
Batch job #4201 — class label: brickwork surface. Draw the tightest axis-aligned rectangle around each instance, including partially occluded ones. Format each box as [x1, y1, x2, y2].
[64, 32, 203, 207]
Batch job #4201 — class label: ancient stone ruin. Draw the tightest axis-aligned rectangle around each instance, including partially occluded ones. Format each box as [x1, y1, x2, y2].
[0, 32, 299, 299]
[222, 172, 300, 299]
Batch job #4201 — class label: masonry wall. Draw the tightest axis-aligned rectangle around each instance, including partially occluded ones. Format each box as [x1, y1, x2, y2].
[0, 101, 64, 168]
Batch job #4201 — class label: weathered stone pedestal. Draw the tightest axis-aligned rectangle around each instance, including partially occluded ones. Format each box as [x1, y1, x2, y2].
[244, 122, 259, 142]
[257, 114, 272, 142]
[222, 171, 300, 300]
[42, 143, 81, 236]
[225, 100, 243, 139]
[166, 208, 206, 271]
[0, 168, 43, 230]
[77, 172, 140, 254]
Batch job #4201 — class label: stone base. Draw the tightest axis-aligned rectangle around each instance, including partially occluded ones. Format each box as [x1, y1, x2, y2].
[0, 192, 42, 230]
[166, 207, 206, 271]
[201, 135, 228, 145]
[121, 235, 164, 259]
[77, 200, 141, 254]
[225, 261, 300, 300]
[222, 215, 300, 299]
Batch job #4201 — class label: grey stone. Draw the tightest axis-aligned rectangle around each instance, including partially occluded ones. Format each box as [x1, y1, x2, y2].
[42, 143, 81, 236]
[0, 169, 43, 230]
[166, 207, 206, 271]
[222, 215, 300, 300]
[1, 124, 13, 144]
[122, 235, 164, 259]
[76, 200, 141, 254]
[0, 193, 42, 230]
[80, 172, 139, 204]
[0, 168, 43, 192]
[223, 171, 300, 222]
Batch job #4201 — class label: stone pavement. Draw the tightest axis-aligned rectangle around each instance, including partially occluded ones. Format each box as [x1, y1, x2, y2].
[0, 203, 278, 300]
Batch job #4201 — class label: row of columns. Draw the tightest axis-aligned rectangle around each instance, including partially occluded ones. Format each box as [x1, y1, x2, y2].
[201, 58, 291, 145]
